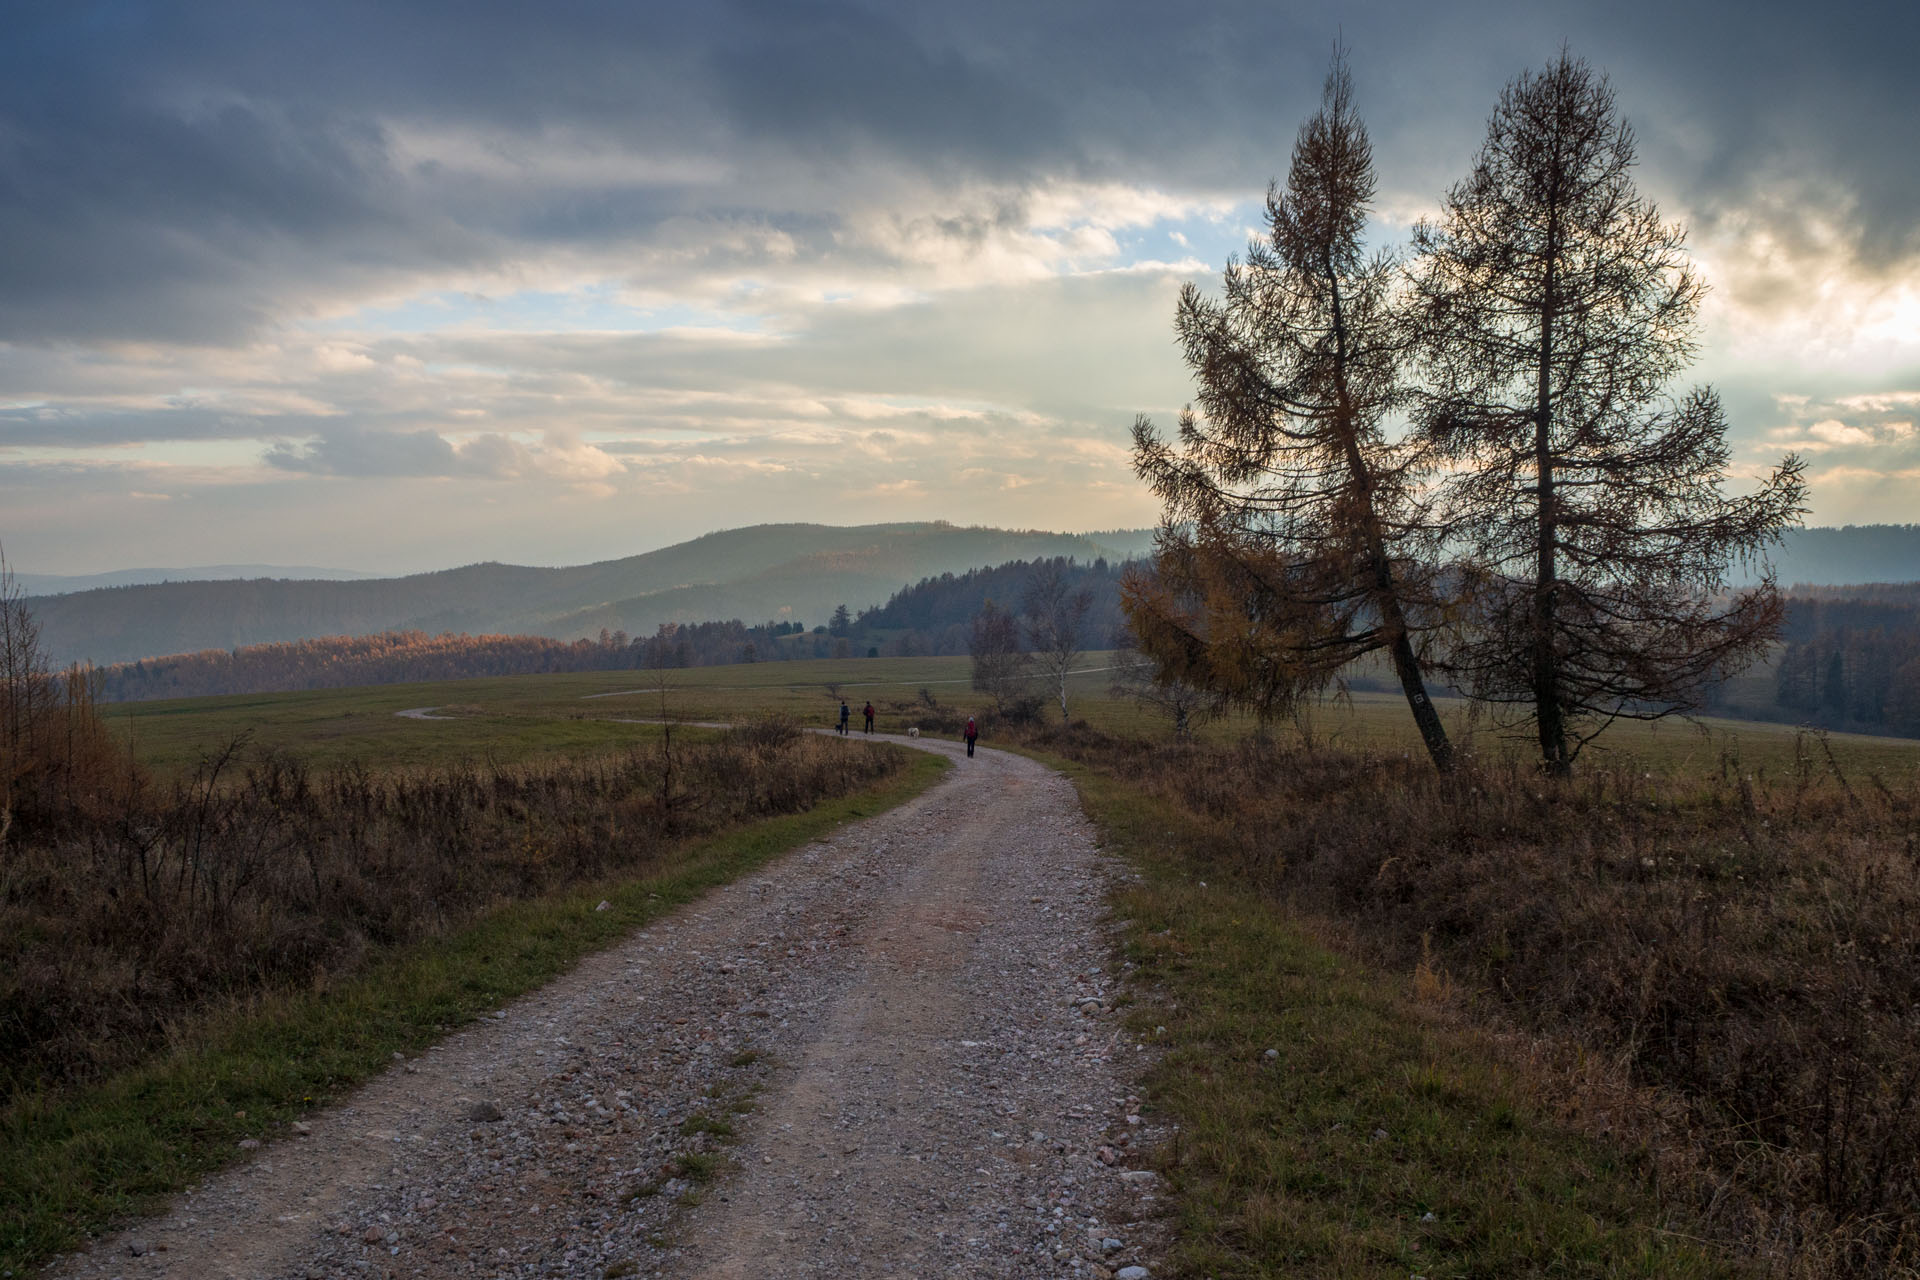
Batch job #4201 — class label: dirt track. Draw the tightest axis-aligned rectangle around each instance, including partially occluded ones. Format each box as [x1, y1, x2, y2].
[54, 735, 1166, 1279]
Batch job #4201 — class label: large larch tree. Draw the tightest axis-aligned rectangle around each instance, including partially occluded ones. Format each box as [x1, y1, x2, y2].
[1409, 52, 1805, 775]
[1129, 54, 1456, 769]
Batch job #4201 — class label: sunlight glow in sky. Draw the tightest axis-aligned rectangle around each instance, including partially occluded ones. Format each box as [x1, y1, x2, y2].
[2, 1, 1916, 574]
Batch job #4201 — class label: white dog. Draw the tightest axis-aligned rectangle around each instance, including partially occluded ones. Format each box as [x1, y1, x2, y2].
[907, 726, 920, 738]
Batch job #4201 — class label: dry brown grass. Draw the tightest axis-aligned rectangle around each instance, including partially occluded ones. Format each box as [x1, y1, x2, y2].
[0, 716, 901, 1101]
[1021, 721, 1920, 1277]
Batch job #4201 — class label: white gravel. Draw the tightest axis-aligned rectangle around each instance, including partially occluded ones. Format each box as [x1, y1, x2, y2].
[51, 735, 1166, 1279]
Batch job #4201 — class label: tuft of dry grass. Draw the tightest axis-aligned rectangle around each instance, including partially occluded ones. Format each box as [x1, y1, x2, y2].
[1020, 721, 1920, 1277]
[0, 716, 903, 1101]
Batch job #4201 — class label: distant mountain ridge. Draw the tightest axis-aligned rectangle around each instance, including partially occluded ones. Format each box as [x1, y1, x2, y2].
[16, 564, 378, 596]
[1756, 524, 1920, 588]
[27, 522, 1148, 666]
[26, 522, 1914, 668]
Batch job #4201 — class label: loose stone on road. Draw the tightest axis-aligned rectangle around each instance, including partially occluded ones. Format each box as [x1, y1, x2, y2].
[54, 735, 1165, 1279]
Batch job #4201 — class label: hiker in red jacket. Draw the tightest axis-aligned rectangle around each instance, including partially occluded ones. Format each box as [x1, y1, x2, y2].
[863, 701, 875, 734]
[964, 715, 978, 757]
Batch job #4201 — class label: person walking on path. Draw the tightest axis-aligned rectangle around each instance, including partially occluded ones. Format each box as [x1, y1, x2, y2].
[863, 701, 875, 734]
[964, 715, 978, 757]
[838, 700, 851, 735]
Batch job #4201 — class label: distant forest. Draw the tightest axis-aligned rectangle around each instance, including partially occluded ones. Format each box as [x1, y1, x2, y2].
[1760, 584, 1920, 738]
[853, 557, 1128, 653]
[91, 558, 1127, 702]
[95, 621, 809, 702]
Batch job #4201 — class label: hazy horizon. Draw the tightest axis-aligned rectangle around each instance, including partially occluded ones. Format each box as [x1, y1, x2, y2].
[13, 518, 1920, 591]
[4, 1, 1916, 574]
[8, 518, 1158, 581]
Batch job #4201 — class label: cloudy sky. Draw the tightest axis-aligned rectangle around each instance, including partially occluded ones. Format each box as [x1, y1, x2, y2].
[3, 0, 1916, 575]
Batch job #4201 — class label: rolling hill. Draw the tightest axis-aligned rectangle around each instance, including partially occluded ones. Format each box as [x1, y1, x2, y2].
[27, 523, 1146, 666]
[26, 521, 1917, 669]
[14, 564, 378, 596]
[1751, 524, 1920, 587]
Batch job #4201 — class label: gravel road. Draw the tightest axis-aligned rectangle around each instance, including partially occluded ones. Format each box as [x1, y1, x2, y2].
[53, 735, 1167, 1280]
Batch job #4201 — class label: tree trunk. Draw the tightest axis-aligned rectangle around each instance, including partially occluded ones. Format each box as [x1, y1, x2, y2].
[1533, 447, 1568, 776]
[1331, 269, 1454, 773]
[1388, 624, 1454, 771]
[1533, 229, 1570, 777]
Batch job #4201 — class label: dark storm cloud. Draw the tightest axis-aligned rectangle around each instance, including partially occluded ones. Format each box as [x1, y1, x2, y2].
[0, 30, 483, 339]
[1537, 4, 1920, 273]
[2, 0, 1914, 346]
[0, 404, 333, 448]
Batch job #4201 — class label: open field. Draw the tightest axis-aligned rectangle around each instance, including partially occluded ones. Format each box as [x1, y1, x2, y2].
[104, 657, 1007, 776]
[55, 656, 1920, 1275]
[106, 677, 680, 776]
[110, 652, 1920, 780]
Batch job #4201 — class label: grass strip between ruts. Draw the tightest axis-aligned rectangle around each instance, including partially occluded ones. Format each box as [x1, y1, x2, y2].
[0, 748, 949, 1277]
[1028, 747, 1741, 1279]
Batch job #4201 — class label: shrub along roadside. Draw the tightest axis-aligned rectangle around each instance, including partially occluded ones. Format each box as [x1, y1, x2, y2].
[0, 748, 948, 1277]
[1037, 749, 1735, 1279]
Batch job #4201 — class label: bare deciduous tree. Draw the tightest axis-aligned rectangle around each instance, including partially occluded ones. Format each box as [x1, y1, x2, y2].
[1129, 53, 1456, 769]
[1, 547, 121, 832]
[968, 598, 1031, 714]
[0, 548, 51, 777]
[1022, 559, 1094, 723]
[1107, 641, 1216, 739]
[1409, 51, 1805, 775]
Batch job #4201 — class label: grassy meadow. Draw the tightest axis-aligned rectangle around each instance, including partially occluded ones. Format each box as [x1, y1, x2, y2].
[1058, 753, 1739, 1278]
[1002, 690, 1920, 1275]
[107, 650, 1920, 780]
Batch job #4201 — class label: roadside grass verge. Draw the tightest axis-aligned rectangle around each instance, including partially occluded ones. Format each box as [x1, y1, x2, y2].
[1008, 715, 1920, 1275]
[0, 748, 946, 1277]
[1044, 752, 1737, 1279]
